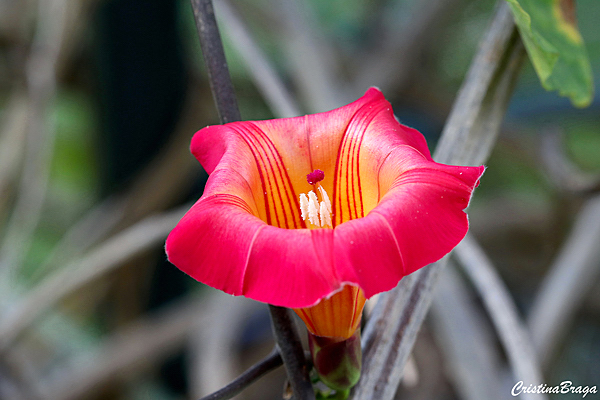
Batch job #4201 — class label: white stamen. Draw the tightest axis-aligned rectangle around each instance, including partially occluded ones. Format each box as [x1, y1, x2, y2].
[299, 193, 309, 220]
[319, 201, 332, 228]
[318, 186, 332, 215]
[307, 190, 319, 205]
[299, 185, 333, 228]
[307, 190, 320, 226]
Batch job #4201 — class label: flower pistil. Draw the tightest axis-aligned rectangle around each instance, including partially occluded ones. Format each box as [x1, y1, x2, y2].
[299, 169, 333, 229]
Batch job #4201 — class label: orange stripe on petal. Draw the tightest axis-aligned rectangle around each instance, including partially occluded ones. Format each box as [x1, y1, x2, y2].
[333, 99, 388, 226]
[231, 123, 305, 229]
[213, 194, 255, 215]
[294, 285, 366, 340]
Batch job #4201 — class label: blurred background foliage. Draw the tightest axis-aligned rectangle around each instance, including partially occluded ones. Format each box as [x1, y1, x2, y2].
[0, 0, 598, 399]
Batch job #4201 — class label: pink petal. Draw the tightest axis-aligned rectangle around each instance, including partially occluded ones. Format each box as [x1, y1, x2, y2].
[166, 197, 343, 307]
[334, 147, 484, 298]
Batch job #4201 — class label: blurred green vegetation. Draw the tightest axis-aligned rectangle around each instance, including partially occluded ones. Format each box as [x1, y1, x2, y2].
[566, 122, 600, 171]
[50, 88, 99, 210]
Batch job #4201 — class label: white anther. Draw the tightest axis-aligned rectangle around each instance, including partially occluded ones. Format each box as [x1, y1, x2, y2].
[308, 190, 319, 205]
[308, 190, 319, 226]
[319, 201, 332, 228]
[318, 186, 332, 215]
[299, 193, 309, 220]
[300, 186, 333, 228]
[307, 190, 320, 226]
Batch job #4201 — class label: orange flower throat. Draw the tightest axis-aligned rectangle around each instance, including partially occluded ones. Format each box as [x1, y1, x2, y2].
[294, 170, 366, 340]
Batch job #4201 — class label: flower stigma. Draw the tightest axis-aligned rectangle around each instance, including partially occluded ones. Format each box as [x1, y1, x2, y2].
[306, 169, 325, 185]
[299, 169, 332, 229]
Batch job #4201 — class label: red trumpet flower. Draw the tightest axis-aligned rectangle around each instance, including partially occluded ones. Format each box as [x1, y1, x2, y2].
[166, 87, 484, 391]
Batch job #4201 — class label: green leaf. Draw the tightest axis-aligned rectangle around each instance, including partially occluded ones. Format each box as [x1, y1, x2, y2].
[505, 0, 594, 107]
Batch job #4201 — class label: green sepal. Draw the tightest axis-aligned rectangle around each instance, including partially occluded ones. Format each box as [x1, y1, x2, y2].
[308, 329, 362, 393]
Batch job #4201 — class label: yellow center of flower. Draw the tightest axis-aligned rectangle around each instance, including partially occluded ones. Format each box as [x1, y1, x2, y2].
[294, 169, 366, 340]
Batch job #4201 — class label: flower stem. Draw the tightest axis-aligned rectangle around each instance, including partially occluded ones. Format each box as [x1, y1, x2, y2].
[269, 305, 315, 400]
[198, 347, 282, 400]
[190, 0, 241, 123]
[189, 2, 313, 398]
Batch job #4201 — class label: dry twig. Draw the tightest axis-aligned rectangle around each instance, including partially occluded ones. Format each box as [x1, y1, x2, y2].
[353, 3, 525, 399]
[527, 194, 600, 368]
[430, 264, 504, 400]
[0, 92, 29, 218]
[456, 235, 545, 399]
[198, 348, 283, 400]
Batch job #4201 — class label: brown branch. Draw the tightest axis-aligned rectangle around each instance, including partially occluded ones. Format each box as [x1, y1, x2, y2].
[0, 92, 29, 220]
[198, 348, 283, 400]
[189, 294, 263, 398]
[189, 2, 314, 398]
[268, 0, 343, 112]
[269, 305, 315, 400]
[354, 0, 464, 95]
[191, 0, 241, 123]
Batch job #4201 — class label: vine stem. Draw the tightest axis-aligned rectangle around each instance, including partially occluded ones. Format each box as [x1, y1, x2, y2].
[269, 306, 315, 400]
[189, 1, 314, 399]
[198, 348, 283, 400]
[190, 0, 241, 123]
